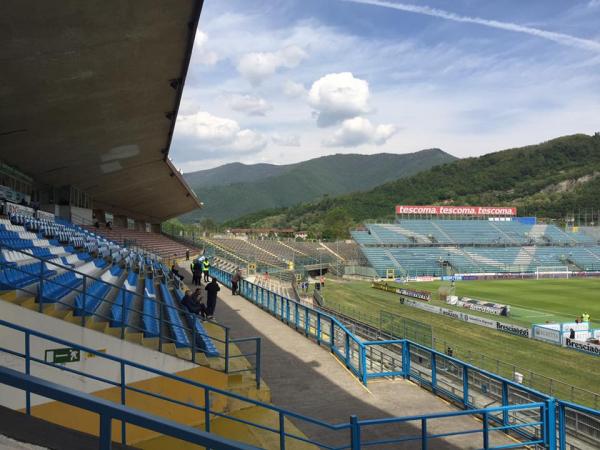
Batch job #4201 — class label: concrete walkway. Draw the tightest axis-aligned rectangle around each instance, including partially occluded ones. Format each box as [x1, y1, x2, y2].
[193, 274, 518, 449]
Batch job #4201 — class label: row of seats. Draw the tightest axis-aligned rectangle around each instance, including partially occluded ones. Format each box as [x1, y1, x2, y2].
[160, 283, 190, 348]
[0, 261, 56, 289]
[360, 245, 600, 277]
[111, 271, 138, 328]
[353, 220, 596, 246]
[74, 265, 123, 316]
[142, 278, 160, 338]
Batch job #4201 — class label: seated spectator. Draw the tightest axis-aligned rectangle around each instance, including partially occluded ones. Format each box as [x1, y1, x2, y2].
[171, 262, 184, 281]
[181, 289, 207, 318]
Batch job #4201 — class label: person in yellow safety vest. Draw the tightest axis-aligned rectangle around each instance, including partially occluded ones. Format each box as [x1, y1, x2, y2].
[202, 259, 210, 283]
[582, 312, 590, 323]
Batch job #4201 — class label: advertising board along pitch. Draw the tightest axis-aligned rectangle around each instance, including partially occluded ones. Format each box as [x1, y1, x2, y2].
[400, 298, 531, 338]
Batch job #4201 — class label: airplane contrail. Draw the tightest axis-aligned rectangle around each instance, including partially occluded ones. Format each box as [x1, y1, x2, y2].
[343, 0, 600, 52]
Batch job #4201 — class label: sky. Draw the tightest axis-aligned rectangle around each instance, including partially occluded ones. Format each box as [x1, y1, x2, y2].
[169, 0, 600, 172]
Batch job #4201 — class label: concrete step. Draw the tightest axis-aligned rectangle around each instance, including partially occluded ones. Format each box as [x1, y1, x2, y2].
[124, 332, 144, 345]
[46, 306, 72, 320]
[20, 297, 55, 314]
[135, 406, 316, 450]
[210, 406, 317, 450]
[0, 290, 19, 302]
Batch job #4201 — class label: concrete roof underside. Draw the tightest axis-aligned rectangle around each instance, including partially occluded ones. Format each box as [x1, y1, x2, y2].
[0, 0, 204, 223]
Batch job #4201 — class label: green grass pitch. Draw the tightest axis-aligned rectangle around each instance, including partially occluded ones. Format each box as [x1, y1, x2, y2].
[320, 277, 600, 407]
[402, 277, 600, 327]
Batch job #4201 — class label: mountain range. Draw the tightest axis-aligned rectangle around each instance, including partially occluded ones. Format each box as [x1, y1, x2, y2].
[181, 149, 456, 223]
[224, 134, 600, 238]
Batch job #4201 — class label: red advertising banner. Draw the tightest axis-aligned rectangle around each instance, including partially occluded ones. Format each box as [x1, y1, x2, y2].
[395, 205, 516, 216]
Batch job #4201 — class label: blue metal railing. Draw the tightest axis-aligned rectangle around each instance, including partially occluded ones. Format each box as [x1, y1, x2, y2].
[210, 266, 600, 449]
[0, 318, 346, 449]
[0, 365, 260, 450]
[0, 314, 554, 450]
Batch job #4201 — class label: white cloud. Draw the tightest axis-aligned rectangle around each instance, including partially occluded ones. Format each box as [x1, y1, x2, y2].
[283, 80, 307, 98]
[194, 30, 219, 65]
[177, 111, 267, 152]
[272, 134, 301, 147]
[344, 0, 600, 52]
[225, 93, 272, 116]
[324, 117, 397, 147]
[308, 72, 371, 127]
[237, 45, 308, 85]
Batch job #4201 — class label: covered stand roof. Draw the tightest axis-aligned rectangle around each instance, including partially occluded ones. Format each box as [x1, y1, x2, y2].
[0, 0, 204, 222]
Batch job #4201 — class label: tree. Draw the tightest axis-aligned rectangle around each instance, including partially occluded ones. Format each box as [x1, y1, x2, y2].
[199, 218, 217, 232]
[322, 207, 352, 240]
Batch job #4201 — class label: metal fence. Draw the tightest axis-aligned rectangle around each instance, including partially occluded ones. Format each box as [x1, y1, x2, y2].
[210, 266, 600, 450]
[320, 297, 600, 410]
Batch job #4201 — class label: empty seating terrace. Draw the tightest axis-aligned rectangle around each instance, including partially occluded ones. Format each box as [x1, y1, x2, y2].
[207, 238, 349, 269]
[83, 224, 200, 259]
[321, 241, 362, 262]
[208, 237, 288, 268]
[352, 219, 600, 277]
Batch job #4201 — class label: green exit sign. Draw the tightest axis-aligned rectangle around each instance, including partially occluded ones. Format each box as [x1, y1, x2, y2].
[45, 348, 81, 364]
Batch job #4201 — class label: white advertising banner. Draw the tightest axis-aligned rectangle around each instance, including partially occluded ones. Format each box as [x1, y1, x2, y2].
[400, 298, 531, 337]
[533, 326, 562, 344]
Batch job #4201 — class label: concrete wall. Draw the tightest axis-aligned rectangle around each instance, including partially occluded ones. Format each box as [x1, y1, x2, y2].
[69, 206, 93, 225]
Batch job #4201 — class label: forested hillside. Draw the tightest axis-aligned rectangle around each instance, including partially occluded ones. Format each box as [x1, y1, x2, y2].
[225, 134, 600, 238]
[182, 149, 455, 222]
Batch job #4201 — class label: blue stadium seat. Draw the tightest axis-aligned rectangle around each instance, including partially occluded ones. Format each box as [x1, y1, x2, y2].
[0, 262, 56, 290]
[40, 271, 82, 303]
[74, 278, 112, 316]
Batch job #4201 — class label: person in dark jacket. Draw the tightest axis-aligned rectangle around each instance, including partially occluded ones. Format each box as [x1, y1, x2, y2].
[192, 260, 202, 286]
[205, 277, 220, 319]
[181, 289, 207, 318]
[171, 262, 184, 281]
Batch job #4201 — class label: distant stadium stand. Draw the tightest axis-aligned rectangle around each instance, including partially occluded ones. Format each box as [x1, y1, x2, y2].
[353, 218, 600, 277]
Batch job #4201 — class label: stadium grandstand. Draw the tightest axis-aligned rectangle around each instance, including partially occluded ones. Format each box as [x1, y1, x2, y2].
[1, 2, 599, 450]
[352, 205, 600, 278]
[200, 235, 363, 274]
